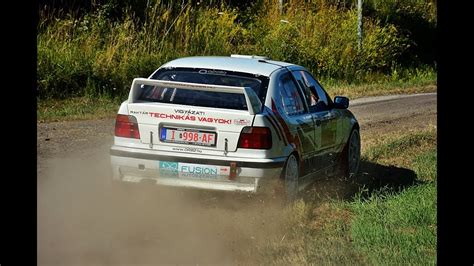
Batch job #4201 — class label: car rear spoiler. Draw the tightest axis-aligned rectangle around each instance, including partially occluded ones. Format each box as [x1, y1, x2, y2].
[128, 78, 263, 115]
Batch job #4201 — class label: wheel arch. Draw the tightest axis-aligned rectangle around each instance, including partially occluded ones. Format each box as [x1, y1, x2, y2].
[344, 118, 359, 144]
[352, 122, 360, 132]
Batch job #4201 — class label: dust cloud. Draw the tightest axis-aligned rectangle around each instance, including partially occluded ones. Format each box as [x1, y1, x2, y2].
[37, 147, 289, 265]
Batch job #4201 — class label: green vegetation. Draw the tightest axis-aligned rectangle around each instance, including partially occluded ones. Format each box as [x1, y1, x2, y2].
[350, 138, 437, 264]
[38, 0, 436, 101]
[412, 149, 437, 182]
[350, 181, 436, 264]
[255, 129, 437, 264]
[364, 130, 437, 165]
[37, 96, 122, 122]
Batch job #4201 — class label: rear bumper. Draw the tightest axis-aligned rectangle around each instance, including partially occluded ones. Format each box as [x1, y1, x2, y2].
[110, 145, 285, 193]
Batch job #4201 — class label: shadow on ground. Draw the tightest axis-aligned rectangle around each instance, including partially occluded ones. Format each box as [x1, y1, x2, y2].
[301, 160, 419, 204]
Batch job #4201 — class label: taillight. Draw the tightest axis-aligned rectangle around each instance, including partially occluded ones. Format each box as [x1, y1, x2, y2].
[115, 114, 140, 139]
[237, 127, 272, 149]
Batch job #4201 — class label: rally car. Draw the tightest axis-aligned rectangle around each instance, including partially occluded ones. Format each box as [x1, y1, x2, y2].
[110, 55, 360, 199]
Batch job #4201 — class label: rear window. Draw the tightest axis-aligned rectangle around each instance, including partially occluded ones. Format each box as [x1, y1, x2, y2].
[137, 68, 268, 111]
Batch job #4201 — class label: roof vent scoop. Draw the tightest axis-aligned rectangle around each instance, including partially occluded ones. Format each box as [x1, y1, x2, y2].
[230, 54, 270, 60]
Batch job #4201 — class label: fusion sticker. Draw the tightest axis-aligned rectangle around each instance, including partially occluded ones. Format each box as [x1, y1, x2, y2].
[178, 163, 230, 179]
[158, 161, 230, 179]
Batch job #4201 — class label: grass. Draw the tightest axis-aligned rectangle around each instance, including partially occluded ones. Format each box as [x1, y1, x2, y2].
[350, 182, 436, 265]
[253, 129, 437, 264]
[326, 82, 436, 100]
[350, 146, 437, 265]
[363, 129, 437, 166]
[37, 96, 122, 122]
[412, 149, 437, 182]
[324, 65, 437, 98]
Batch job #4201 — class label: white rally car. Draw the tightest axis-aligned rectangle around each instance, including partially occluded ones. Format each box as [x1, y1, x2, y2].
[110, 55, 360, 199]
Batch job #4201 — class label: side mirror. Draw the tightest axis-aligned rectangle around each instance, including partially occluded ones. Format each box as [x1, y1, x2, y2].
[334, 96, 349, 109]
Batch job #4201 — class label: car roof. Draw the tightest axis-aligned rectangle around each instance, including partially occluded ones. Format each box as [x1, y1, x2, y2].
[159, 56, 298, 77]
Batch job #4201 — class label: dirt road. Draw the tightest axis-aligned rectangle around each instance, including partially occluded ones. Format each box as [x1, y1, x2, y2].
[37, 93, 437, 265]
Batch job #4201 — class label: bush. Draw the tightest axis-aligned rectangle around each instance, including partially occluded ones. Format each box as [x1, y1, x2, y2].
[254, 2, 409, 81]
[37, 0, 432, 99]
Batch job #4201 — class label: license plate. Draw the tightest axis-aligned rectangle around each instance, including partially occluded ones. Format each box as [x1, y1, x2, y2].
[160, 127, 217, 147]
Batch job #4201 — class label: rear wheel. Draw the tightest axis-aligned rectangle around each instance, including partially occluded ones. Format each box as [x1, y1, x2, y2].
[341, 128, 361, 180]
[280, 154, 300, 202]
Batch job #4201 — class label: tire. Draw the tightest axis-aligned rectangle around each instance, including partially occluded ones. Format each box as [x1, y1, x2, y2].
[279, 153, 300, 202]
[341, 128, 361, 180]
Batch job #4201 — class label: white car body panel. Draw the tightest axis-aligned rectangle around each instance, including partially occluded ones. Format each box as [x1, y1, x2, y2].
[110, 56, 358, 193]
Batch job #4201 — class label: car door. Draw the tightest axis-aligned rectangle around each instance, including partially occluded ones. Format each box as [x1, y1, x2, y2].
[275, 72, 317, 176]
[290, 70, 328, 173]
[291, 70, 340, 167]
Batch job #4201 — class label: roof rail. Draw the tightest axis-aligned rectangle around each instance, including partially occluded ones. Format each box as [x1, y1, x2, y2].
[230, 54, 270, 60]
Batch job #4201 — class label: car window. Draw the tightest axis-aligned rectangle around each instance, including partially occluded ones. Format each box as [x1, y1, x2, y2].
[138, 85, 248, 110]
[278, 72, 305, 116]
[138, 68, 268, 111]
[292, 70, 329, 112]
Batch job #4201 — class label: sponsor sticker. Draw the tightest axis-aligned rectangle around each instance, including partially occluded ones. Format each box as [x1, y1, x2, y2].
[148, 112, 232, 124]
[158, 161, 230, 179]
[233, 119, 251, 126]
[179, 163, 219, 179]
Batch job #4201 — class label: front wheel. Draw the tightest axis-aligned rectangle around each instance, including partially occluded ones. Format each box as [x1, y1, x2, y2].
[341, 128, 361, 180]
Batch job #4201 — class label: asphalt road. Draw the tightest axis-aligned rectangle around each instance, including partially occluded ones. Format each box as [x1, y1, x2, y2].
[37, 93, 437, 265]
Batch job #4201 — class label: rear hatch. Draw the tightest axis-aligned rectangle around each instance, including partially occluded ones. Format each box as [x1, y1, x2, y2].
[126, 78, 263, 153]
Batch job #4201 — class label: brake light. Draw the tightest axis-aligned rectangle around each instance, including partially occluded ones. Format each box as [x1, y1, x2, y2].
[115, 114, 140, 139]
[237, 127, 272, 149]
